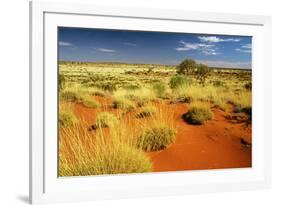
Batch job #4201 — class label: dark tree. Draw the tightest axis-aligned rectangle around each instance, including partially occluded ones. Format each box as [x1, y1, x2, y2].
[176, 59, 197, 75]
[196, 63, 211, 85]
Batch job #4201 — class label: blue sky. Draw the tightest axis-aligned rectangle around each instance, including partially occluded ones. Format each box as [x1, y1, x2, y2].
[58, 27, 252, 69]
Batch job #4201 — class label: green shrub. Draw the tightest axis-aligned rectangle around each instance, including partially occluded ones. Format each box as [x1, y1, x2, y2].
[176, 58, 197, 75]
[196, 64, 211, 85]
[152, 82, 167, 98]
[137, 125, 176, 151]
[169, 75, 191, 89]
[59, 109, 78, 127]
[93, 112, 118, 129]
[112, 98, 136, 111]
[183, 104, 213, 125]
[60, 144, 152, 176]
[82, 97, 100, 108]
[136, 106, 157, 118]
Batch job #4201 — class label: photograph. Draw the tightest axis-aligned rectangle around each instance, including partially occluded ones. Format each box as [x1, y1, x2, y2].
[58, 27, 252, 177]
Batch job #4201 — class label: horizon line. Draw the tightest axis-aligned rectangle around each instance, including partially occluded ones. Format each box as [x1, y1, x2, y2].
[58, 60, 252, 70]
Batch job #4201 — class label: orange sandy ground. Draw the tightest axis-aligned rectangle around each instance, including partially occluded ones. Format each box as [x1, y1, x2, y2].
[65, 96, 251, 172]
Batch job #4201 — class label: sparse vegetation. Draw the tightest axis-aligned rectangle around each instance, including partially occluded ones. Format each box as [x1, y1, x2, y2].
[59, 60, 252, 177]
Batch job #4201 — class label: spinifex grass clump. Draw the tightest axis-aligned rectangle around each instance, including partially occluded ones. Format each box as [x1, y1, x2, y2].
[92, 112, 118, 129]
[60, 90, 84, 102]
[184, 103, 213, 125]
[137, 124, 176, 151]
[59, 121, 152, 176]
[136, 106, 157, 118]
[89, 88, 107, 97]
[59, 107, 78, 127]
[152, 82, 167, 99]
[136, 105, 177, 151]
[81, 96, 101, 108]
[112, 97, 136, 112]
[84, 143, 152, 175]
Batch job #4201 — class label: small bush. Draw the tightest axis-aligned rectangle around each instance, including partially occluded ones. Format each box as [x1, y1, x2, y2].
[112, 98, 136, 111]
[91, 90, 106, 97]
[82, 97, 100, 108]
[93, 112, 118, 129]
[137, 125, 176, 151]
[59, 109, 78, 127]
[183, 104, 213, 125]
[169, 75, 191, 89]
[136, 106, 157, 118]
[244, 82, 252, 90]
[152, 82, 167, 98]
[60, 90, 83, 102]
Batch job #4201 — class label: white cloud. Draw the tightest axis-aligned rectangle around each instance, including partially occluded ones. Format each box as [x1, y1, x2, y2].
[235, 44, 252, 53]
[242, 44, 252, 49]
[235, 48, 251, 53]
[175, 41, 219, 55]
[59, 41, 73, 46]
[97, 48, 116, 53]
[123, 42, 137, 46]
[198, 36, 240, 43]
[196, 60, 251, 69]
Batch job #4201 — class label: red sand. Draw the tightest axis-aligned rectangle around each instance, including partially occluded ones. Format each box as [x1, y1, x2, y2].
[147, 103, 251, 172]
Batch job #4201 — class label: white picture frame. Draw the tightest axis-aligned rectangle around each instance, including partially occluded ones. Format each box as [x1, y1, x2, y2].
[29, 1, 272, 204]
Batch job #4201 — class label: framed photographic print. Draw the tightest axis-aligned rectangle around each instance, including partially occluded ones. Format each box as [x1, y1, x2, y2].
[29, 1, 272, 204]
